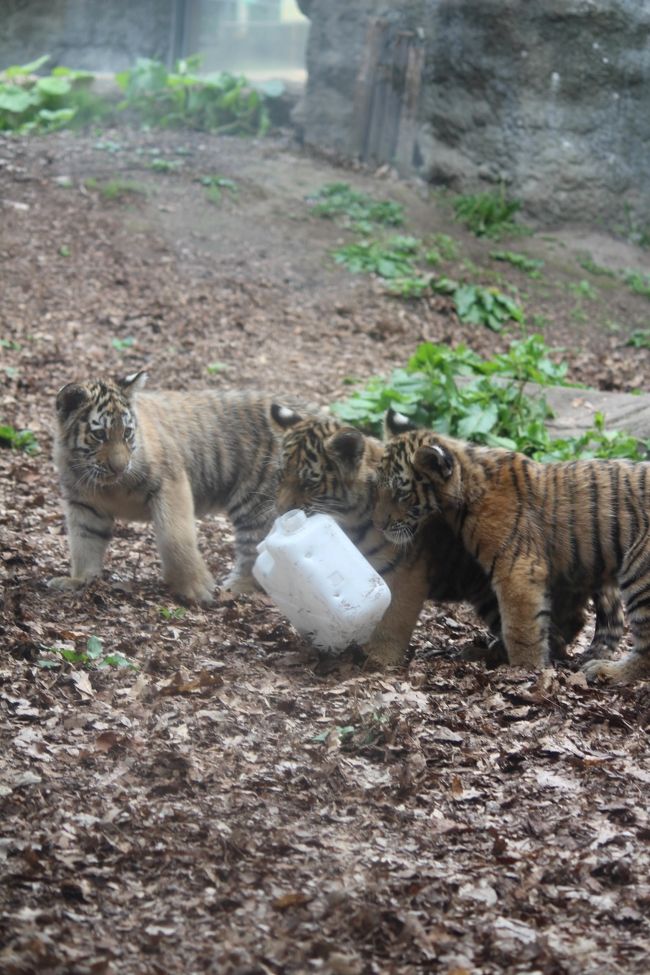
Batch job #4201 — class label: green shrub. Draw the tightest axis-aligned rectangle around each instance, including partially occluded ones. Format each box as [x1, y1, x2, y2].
[0, 422, 39, 454]
[333, 236, 420, 278]
[453, 188, 522, 239]
[84, 178, 147, 201]
[626, 330, 650, 349]
[331, 337, 647, 462]
[0, 55, 108, 132]
[308, 182, 404, 229]
[453, 284, 523, 332]
[578, 255, 616, 278]
[116, 56, 269, 135]
[490, 250, 544, 278]
[623, 270, 650, 299]
[37, 635, 137, 670]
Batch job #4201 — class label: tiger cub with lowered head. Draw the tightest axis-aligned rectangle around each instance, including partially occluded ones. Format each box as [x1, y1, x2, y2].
[270, 405, 623, 667]
[374, 414, 644, 681]
[51, 372, 285, 604]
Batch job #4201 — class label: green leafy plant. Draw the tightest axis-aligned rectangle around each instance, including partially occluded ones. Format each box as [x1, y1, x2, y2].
[111, 336, 135, 351]
[0, 423, 39, 454]
[626, 329, 650, 349]
[490, 250, 544, 278]
[579, 255, 616, 278]
[312, 724, 356, 744]
[149, 158, 181, 172]
[94, 138, 123, 153]
[568, 279, 597, 300]
[385, 274, 435, 298]
[616, 204, 650, 249]
[333, 236, 420, 279]
[312, 709, 390, 751]
[538, 412, 649, 462]
[308, 182, 404, 229]
[206, 361, 228, 375]
[453, 188, 522, 238]
[116, 56, 269, 135]
[331, 336, 646, 461]
[453, 284, 523, 332]
[428, 233, 459, 262]
[85, 178, 147, 202]
[0, 56, 108, 133]
[37, 635, 137, 670]
[160, 606, 187, 621]
[623, 270, 650, 299]
[198, 175, 238, 205]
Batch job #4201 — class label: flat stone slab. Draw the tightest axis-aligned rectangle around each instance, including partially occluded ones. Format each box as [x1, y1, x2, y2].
[542, 385, 650, 442]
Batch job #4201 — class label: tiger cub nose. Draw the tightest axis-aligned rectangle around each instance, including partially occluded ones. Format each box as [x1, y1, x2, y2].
[105, 448, 130, 475]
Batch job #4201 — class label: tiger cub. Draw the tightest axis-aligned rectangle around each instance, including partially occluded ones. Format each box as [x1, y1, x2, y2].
[270, 406, 623, 667]
[374, 417, 640, 680]
[51, 372, 285, 605]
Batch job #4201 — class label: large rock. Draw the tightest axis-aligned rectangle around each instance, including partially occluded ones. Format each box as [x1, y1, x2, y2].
[300, 0, 650, 226]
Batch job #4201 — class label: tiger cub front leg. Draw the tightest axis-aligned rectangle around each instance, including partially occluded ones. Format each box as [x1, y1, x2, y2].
[493, 561, 551, 669]
[363, 560, 429, 667]
[152, 474, 214, 606]
[49, 500, 114, 591]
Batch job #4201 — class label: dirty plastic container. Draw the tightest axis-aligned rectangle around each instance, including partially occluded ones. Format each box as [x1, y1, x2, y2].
[253, 509, 391, 651]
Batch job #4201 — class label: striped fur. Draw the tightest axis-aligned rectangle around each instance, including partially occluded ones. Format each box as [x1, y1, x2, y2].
[375, 428, 638, 680]
[270, 408, 622, 667]
[51, 373, 283, 604]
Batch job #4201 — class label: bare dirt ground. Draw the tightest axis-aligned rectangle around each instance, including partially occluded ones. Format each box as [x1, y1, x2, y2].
[2, 127, 650, 975]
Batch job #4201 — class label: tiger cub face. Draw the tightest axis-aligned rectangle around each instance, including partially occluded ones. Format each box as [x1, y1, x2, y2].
[269, 406, 382, 528]
[55, 372, 146, 488]
[374, 409, 461, 542]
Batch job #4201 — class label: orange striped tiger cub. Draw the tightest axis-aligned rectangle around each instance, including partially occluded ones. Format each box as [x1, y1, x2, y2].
[270, 406, 623, 667]
[51, 373, 285, 605]
[374, 413, 639, 680]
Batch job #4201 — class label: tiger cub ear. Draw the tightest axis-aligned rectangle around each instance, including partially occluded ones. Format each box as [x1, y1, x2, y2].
[325, 428, 365, 473]
[413, 443, 455, 480]
[384, 407, 417, 438]
[56, 383, 89, 418]
[270, 404, 303, 430]
[118, 371, 148, 398]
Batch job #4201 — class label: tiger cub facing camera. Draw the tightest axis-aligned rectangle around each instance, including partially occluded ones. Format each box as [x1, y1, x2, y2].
[270, 405, 623, 667]
[374, 416, 644, 682]
[51, 372, 284, 605]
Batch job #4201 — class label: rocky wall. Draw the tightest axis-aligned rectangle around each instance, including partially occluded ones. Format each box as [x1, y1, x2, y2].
[299, 0, 650, 225]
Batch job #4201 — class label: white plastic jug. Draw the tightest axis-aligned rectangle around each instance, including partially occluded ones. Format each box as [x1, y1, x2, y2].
[253, 509, 392, 651]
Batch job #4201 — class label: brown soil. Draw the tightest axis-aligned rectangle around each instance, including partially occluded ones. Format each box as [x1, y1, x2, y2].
[2, 127, 650, 975]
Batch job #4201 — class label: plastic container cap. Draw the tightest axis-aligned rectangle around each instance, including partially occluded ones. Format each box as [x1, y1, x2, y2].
[253, 510, 391, 651]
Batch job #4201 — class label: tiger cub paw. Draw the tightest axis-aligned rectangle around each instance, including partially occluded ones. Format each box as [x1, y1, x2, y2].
[457, 636, 508, 666]
[220, 570, 260, 596]
[362, 638, 407, 669]
[48, 575, 89, 592]
[170, 571, 215, 607]
[583, 653, 650, 684]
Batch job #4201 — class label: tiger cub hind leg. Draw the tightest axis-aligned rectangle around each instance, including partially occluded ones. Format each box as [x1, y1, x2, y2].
[580, 584, 626, 664]
[220, 501, 273, 595]
[583, 650, 650, 683]
[583, 553, 650, 683]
